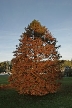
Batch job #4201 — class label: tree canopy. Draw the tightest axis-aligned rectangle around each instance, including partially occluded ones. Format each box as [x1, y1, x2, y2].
[0, 62, 6, 73]
[9, 20, 62, 96]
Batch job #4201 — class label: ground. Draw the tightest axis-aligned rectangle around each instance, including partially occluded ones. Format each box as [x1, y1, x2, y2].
[0, 75, 72, 108]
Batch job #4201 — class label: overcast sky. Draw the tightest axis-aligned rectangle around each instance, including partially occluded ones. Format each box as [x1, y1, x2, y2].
[0, 0, 72, 62]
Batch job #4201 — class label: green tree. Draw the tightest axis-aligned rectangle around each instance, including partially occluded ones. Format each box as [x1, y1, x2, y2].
[0, 62, 6, 73]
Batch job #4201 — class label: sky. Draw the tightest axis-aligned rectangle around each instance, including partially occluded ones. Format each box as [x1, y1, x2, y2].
[0, 0, 72, 62]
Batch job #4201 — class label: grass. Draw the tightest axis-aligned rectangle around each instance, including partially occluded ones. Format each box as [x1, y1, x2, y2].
[0, 75, 9, 84]
[0, 76, 72, 108]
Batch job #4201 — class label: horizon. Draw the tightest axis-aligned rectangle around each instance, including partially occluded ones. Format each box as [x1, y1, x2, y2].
[0, 0, 72, 62]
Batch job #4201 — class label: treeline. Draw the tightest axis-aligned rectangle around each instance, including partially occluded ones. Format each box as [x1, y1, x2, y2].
[60, 60, 72, 77]
[61, 60, 72, 71]
[62, 60, 72, 67]
[0, 61, 12, 73]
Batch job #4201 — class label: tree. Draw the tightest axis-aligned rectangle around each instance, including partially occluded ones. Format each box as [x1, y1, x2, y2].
[5, 61, 12, 72]
[0, 62, 6, 73]
[9, 20, 62, 96]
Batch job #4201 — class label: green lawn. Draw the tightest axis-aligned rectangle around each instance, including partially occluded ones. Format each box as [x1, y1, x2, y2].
[0, 76, 72, 108]
[0, 75, 9, 84]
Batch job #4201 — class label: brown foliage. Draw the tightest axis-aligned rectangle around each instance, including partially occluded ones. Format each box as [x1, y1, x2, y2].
[9, 20, 62, 96]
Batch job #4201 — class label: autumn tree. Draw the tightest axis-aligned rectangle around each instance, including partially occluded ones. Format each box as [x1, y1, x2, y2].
[9, 20, 62, 96]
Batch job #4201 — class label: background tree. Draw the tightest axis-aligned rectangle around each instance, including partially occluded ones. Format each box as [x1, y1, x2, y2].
[5, 61, 12, 72]
[9, 20, 62, 96]
[0, 62, 6, 73]
[0, 61, 12, 73]
[61, 60, 72, 70]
